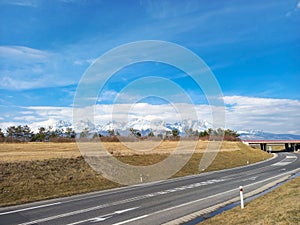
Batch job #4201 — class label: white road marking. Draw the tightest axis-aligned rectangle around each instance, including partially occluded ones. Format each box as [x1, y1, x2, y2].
[271, 155, 297, 166]
[65, 207, 139, 225]
[129, 169, 300, 222]
[2, 154, 297, 225]
[111, 215, 149, 225]
[114, 207, 139, 214]
[91, 216, 112, 222]
[4, 154, 296, 224]
[242, 176, 257, 181]
[14, 179, 225, 224]
[0, 202, 62, 216]
[90, 216, 111, 222]
[286, 156, 297, 159]
[7, 152, 273, 214]
[2, 152, 272, 216]
[108, 186, 244, 224]
[272, 162, 292, 166]
[66, 216, 112, 225]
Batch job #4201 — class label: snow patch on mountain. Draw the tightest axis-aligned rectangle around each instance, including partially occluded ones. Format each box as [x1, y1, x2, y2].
[72, 118, 213, 136]
[25, 119, 300, 140]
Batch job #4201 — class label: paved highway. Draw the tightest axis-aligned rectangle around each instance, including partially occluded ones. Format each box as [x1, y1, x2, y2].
[0, 152, 299, 225]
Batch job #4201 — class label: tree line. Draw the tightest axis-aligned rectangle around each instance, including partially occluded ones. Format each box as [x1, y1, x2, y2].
[0, 125, 76, 142]
[0, 125, 240, 142]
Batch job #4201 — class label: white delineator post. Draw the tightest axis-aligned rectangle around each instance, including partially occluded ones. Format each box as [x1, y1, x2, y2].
[140, 174, 143, 183]
[239, 186, 244, 209]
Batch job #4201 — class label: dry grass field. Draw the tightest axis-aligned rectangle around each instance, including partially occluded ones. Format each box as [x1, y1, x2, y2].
[0, 142, 81, 162]
[200, 176, 300, 225]
[0, 141, 243, 162]
[0, 141, 272, 206]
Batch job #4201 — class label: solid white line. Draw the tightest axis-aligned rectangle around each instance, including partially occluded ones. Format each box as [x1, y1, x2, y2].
[140, 168, 300, 219]
[111, 215, 149, 225]
[65, 207, 139, 225]
[42, 153, 279, 206]
[2, 153, 295, 224]
[6, 152, 277, 214]
[115, 169, 296, 223]
[115, 207, 139, 214]
[107, 187, 242, 225]
[14, 178, 225, 225]
[0, 202, 62, 216]
[17, 205, 110, 225]
[66, 215, 112, 225]
[12, 165, 300, 224]
[17, 202, 135, 225]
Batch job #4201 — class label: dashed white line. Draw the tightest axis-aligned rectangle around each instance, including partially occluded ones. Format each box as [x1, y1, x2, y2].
[242, 176, 257, 181]
[121, 169, 300, 223]
[67, 216, 111, 225]
[65, 207, 139, 225]
[2, 154, 297, 225]
[0, 202, 62, 216]
[12, 179, 225, 225]
[111, 215, 149, 225]
[114, 207, 139, 214]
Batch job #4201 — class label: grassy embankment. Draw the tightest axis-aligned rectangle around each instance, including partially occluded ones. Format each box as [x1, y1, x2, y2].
[0, 141, 271, 207]
[199, 176, 300, 225]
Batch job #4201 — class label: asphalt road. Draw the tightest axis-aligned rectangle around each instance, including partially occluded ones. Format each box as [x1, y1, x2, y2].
[0, 152, 299, 225]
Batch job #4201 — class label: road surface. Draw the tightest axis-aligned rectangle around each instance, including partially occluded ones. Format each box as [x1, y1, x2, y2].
[0, 152, 299, 225]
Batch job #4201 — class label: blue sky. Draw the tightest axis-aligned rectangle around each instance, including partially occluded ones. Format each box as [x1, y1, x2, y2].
[0, 0, 300, 134]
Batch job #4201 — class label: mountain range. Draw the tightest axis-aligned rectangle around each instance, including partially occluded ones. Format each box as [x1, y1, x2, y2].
[72, 119, 212, 137]
[49, 119, 300, 140]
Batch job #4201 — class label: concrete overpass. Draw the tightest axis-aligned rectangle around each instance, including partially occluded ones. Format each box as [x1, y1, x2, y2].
[242, 140, 300, 151]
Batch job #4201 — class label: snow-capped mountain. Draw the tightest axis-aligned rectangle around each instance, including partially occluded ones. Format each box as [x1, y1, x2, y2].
[28, 119, 73, 133]
[166, 120, 212, 134]
[71, 118, 213, 136]
[96, 121, 127, 136]
[28, 119, 300, 140]
[93, 119, 212, 136]
[55, 120, 72, 129]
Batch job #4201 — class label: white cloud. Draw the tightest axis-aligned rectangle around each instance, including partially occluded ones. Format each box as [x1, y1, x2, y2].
[19, 111, 34, 115]
[73, 96, 300, 134]
[1, 96, 299, 134]
[27, 106, 73, 119]
[73, 58, 96, 66]
[15, 107, 73, 132]
[0, 46, 52, 90]
[0, 45, 82, 90]
[0, 0, 38, 7]
[13, 116, 41, 121]
[97, 90, 119, 103]
[0, 46, 49, 60]
[0, 75, 51, 90]
[142, 0, 202, 19]
[286, 1, 300, 16]
[224, 96, 300, 134]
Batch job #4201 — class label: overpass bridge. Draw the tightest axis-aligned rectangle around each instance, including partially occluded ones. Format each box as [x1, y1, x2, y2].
[242, 140, 300, 151]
